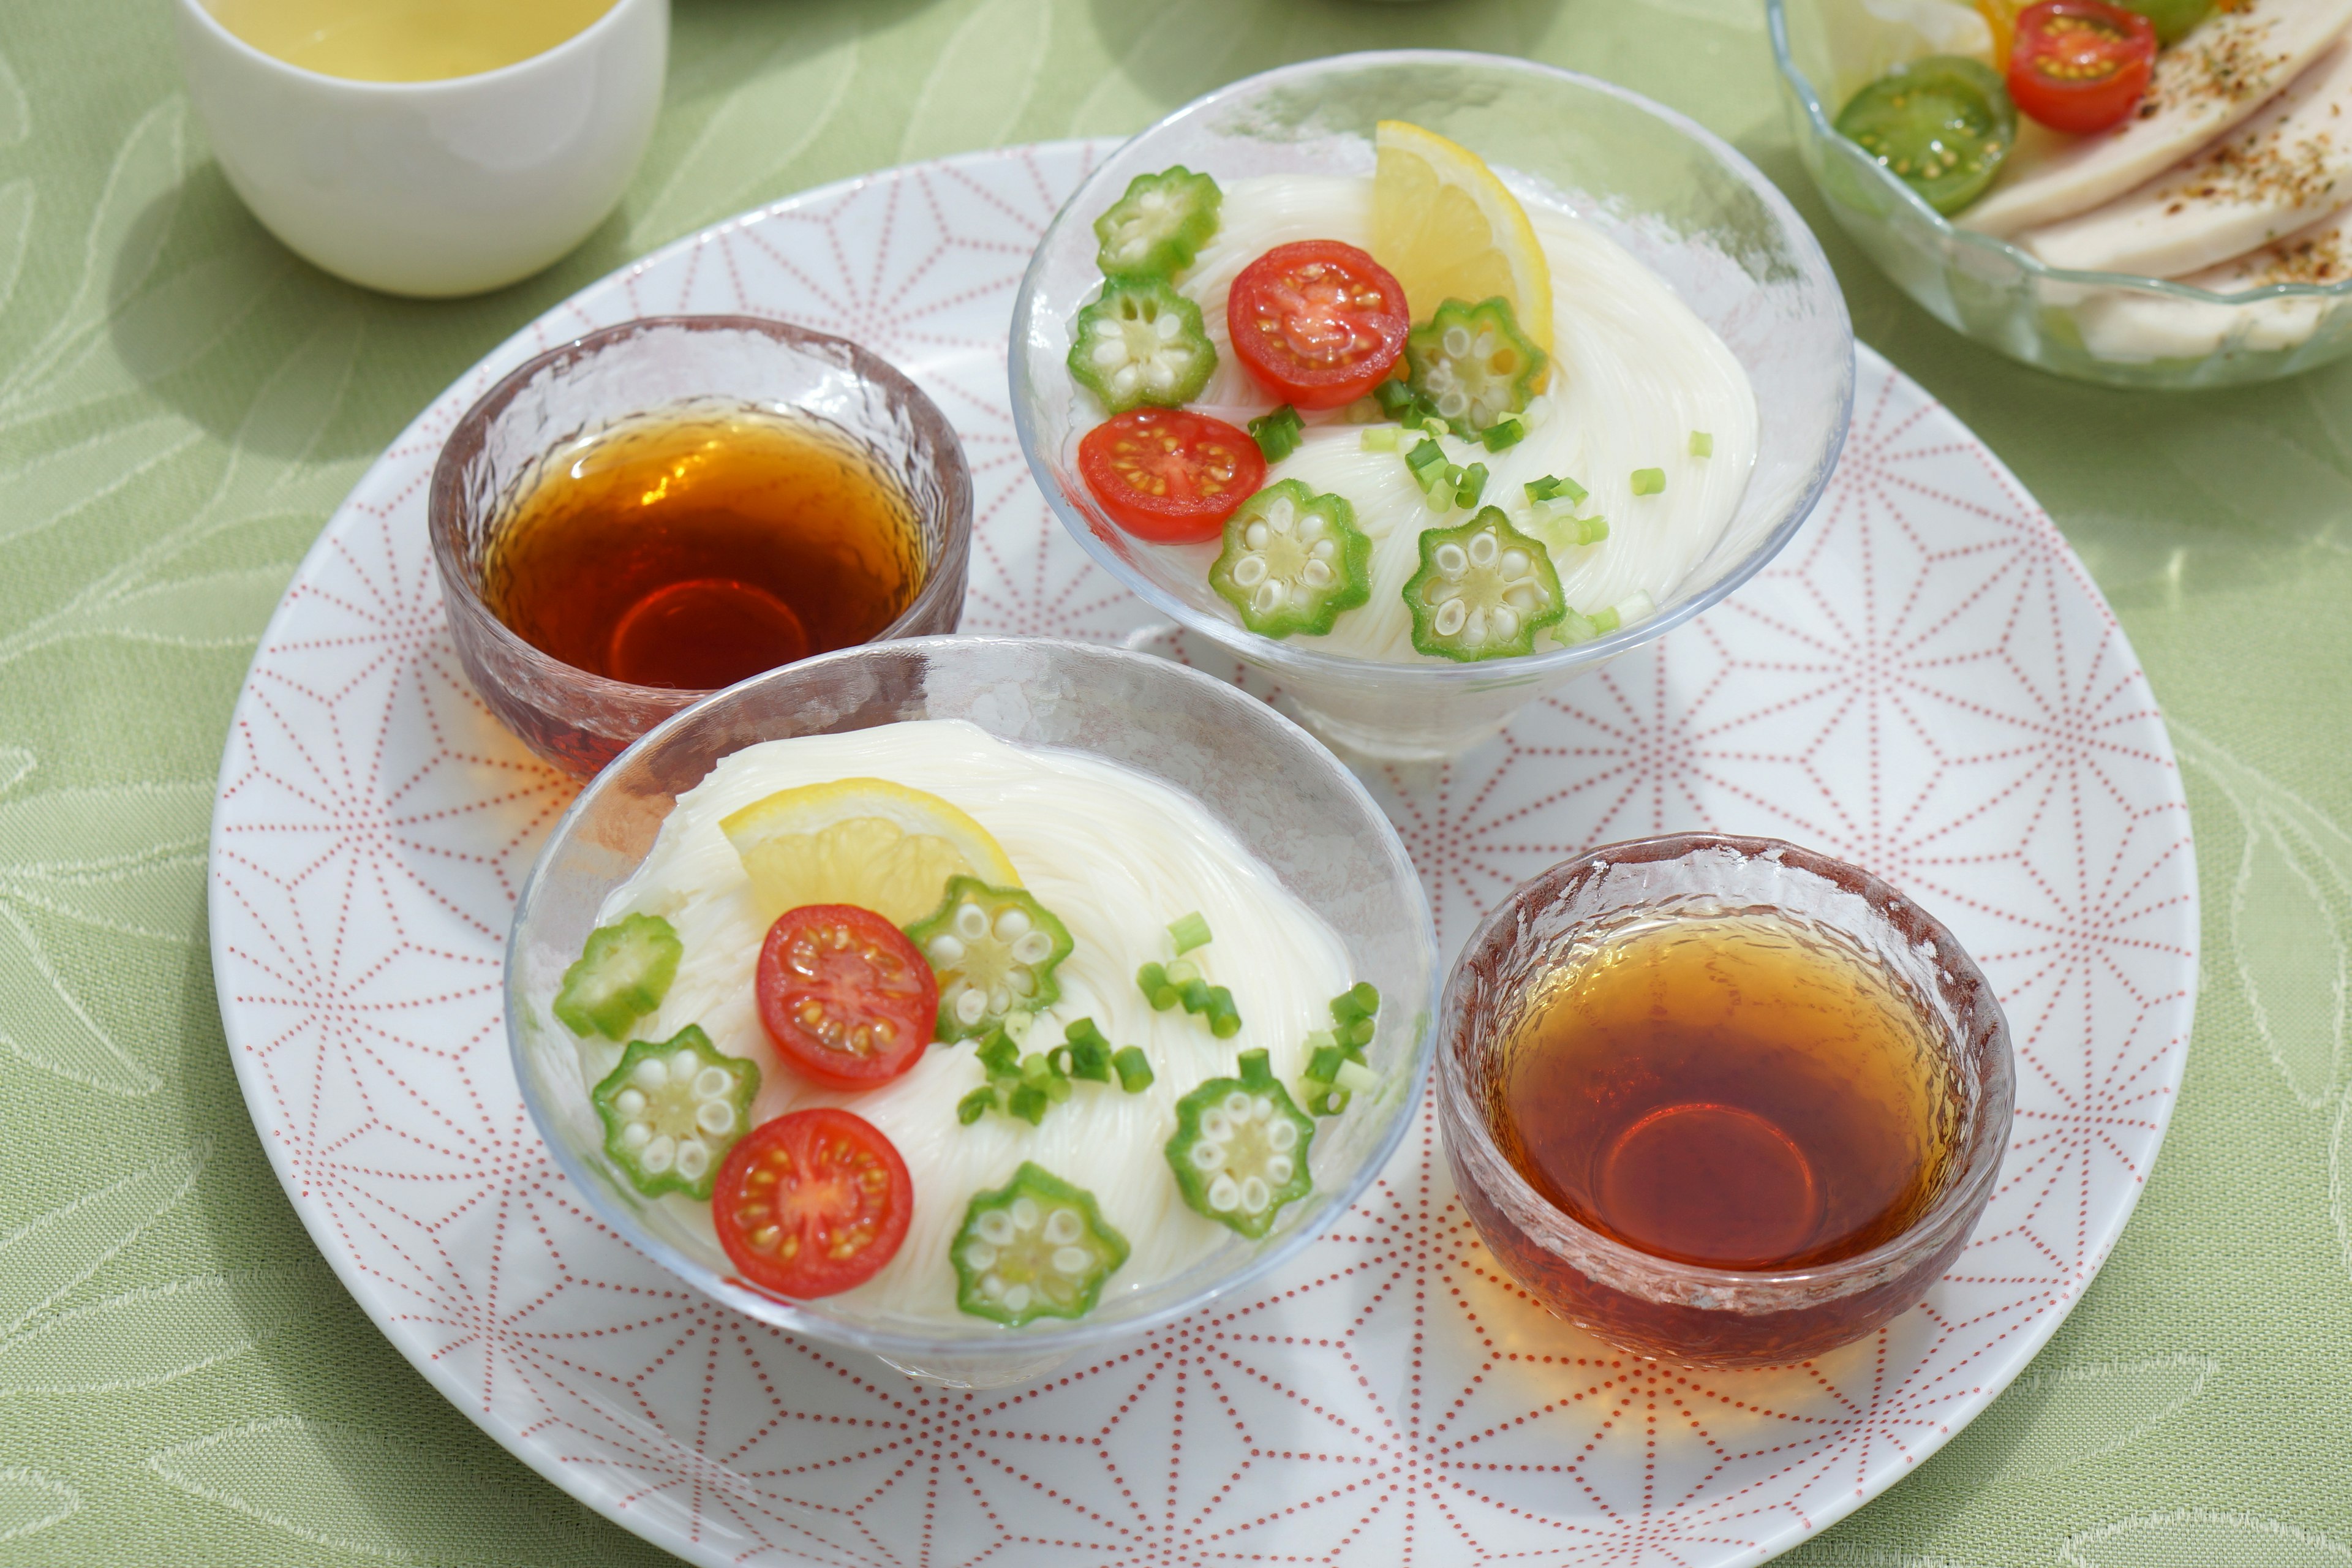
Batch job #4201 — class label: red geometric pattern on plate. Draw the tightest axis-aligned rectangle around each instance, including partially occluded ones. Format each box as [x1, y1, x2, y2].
[209, 143, 2196, 1568]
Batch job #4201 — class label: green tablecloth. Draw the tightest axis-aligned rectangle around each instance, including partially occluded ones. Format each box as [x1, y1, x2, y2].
[0, 1, 2344, 1562]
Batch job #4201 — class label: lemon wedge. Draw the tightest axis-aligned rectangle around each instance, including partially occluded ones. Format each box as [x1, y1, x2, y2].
[1373, 119, 1553, 360]
[719, 777, 1020, 927]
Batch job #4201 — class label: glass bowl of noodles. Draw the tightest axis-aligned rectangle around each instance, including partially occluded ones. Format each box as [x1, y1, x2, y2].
[1008, 50, 1854, 761]
[507, 635, 1438, 1389]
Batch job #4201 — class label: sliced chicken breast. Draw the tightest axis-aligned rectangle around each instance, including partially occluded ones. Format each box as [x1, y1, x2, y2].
[1961, 0, 2352, 237]
[2076, 199, 2352, 360]
[2019, 38, 2352, 278]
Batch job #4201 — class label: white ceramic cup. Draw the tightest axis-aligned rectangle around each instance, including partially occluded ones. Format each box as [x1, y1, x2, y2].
[172, 0, 668, 298]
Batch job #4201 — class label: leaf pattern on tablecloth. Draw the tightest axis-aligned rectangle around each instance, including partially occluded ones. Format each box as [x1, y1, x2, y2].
[148, 1419, 627, 1565]
[2176, 724, 2351, 1109]
[0, 1262, 326, 1394]
[0, 1144, 209, 1337]
[2064, 1512, 2352, 1567]
[900, 0, 1052, 163]
[0, 1468, 79, 1542]
[1961, 1354, 2217, 1484]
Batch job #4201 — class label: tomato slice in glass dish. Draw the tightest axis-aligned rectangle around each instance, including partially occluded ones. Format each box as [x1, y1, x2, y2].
[1077, 407, 1266, 544]
[2008, 0, 2155, 135]
[1227, 239, 1411, 410]
[755, 903, 937, 1090]
[712, 1107, 913, 1298]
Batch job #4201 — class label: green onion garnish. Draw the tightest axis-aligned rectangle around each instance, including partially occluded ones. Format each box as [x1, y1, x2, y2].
[1060, 1018, 1115, 1081]
[1374, 379, 1416, 417]
[1405, 438, 1446, 477]
[1248, 405, 1303, 463]
[1457, 463, 1488, 508]
[1482, 416, 1526, 452]
[1572, 514, 1608, 546]
[1333, 1060, 1381, 1096]
[1589, 605, 1621, 636]
[1360, 426, 1400, 452]
[1526, 474, 1588, 506]
[1689, 430, 1713, 458]
[1555, 609, 1600, 646]
[1113, 1046, 1153, 1093]
[1136, 962, 1178, 1011]
[1615, 590, 1656, 626]
[957, 1088, 993, 1125]
[1167, 911, 1213, 954]
[1630, 467, 1666, 496]
[1334, 981, 1379, 1020]
[1306, 1043, 1351, 1082]
[1166, 958, 1201, 987]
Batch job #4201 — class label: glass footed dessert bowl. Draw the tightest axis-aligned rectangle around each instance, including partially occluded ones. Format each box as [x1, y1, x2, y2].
[1009, 50, 1855, 761]
[507, 636, 1438, 1389]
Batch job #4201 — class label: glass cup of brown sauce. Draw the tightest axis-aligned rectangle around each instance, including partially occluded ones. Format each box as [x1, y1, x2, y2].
[430, 315, 972, 774]
[1436, 834, 2013, 1368]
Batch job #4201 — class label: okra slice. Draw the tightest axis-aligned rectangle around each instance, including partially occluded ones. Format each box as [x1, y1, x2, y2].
[553, 913, 682, 1039]
[1403, 296, 1548, 439]
[1092, 165, 1222, 280]
[1068, 277, 1216, 414]
[1208, 480, 1373, 639]
[952, 1162, 1130, 1325]
[1403, 507, 1567, 662]
[906, 877, 1075, 1041]
[1165, 1049, 1316, 1239]
[589, 1025, 760, 1200]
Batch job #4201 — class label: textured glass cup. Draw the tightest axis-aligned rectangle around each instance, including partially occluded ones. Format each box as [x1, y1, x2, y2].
[1771, 0, 2352, 388]
[1010, 50, 1853, 761]
[508, 636, 1439, 1388]
[1437, 834, 2012, 1368]
[431, 315, 973, 775]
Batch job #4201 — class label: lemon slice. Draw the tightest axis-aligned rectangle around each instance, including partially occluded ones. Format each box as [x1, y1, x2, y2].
[720, 778, 1020, 927]
[1373, 119, 1554, 359]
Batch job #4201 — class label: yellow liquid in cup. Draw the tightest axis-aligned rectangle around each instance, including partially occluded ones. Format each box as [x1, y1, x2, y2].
[206, 0, 619, 82]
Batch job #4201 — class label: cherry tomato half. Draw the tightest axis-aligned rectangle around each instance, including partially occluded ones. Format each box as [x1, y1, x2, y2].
[2008, 0, 2155, 135]
[756, 904, 937, 1090]
[1077, 407, 1267, 544]
[1226, 240, 1411, 410]
[712, 1107, 913, 1298]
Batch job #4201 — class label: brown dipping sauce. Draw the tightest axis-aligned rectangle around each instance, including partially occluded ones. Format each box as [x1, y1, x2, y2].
[1490, 914, 1962, 1273]
[481, 405, 923, 692]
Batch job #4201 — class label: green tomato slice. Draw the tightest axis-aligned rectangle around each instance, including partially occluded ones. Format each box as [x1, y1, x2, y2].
[1834, 56, 2017, 217]
[1403, 507, 1567, 662]
[1092, 165, 1223, 279]
[1208, 480, 1373, 639]
[906, 878, 1074, 1041]
[1066, 276, 1217, 414]
[589, 1025, 760, 1200]
[952, 1162, 1130, 1325]
[2114, 0, 2212, 45]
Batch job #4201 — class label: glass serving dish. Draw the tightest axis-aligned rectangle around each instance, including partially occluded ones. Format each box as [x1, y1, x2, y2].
[507, 635, 1439, 1388]
[1436, 833, 2013, 1367]
[1770, 0, 2352, 388]
[430, 315, 973, 775]
[1009, 50, 1854, 762]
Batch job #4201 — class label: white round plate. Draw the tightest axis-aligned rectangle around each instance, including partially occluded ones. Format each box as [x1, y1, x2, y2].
[209, 143, 2196, 1568]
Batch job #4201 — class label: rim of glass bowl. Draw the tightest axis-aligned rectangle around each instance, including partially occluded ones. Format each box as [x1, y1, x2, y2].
[1008, 50, 1855, 690]
[505, 633, 1442, 1361]
[1766, 0, 2352, 310]
[1436, 832, 2016, 1300]
[428, 313, 974, 712]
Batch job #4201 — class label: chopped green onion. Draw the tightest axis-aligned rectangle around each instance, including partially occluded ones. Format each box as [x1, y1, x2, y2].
[1167, 911, 1213, 954]
[1614, 590, 1656, 627]
[1421, 416, 1451, 439]
[1574, 515, 1609, 546]
[1481, 415, 1526, 452]
[1178, 977, 1213, 1014]
[1360, 426, 1400, 452]
[1237, 1047, 1274, 1084]
[1525, 474, 1588, 506]
[1306, 1043, 1351, 1082]
[1554, 609, 1600, 646]
[1374, 379, 1417, 417]
[1630, 467, 1666, 496]
[1059, 1018, 1115, 1081]
[1589, 605, 1621, 636]
[1113, 1046, 1154, 1093]
[1137, 962, 1178, 1010]
[1166, 958, 1201, 987]
[976, 1029, 1019, 1077]
[1248, 405, 1303, 463]
[957, 1087, 994, 1125]
[1334, 1060, 1381, 1096]
[1689, 430, 1713, 458]
[1457, 462, 1488, 508]
[1333, 982, 1380, 1021]
[1205, 987, 1242, 1039]
[1405, 438, 1446, 477]
[1008, 1082, 1050, 1125]
[1443, 462, 1465, 488]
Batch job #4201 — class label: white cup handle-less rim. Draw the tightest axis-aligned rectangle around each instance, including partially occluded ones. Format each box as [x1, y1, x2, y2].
[170, 0, 668, 299]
